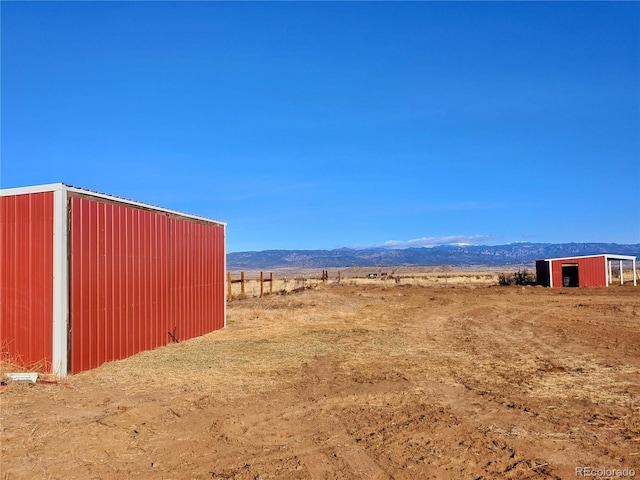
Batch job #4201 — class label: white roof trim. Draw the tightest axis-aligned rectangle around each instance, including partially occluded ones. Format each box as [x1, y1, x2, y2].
[0, 183, 226, 227]
[542, 254, 637, 262]
[0, 183, 66, 196]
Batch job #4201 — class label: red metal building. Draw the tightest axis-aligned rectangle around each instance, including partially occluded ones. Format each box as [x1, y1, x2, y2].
[1, 183, 226, 375]
[536, 254, 637, 288]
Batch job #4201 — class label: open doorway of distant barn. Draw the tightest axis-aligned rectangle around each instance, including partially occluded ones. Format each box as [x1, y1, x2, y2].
[562, 264, 579, 287]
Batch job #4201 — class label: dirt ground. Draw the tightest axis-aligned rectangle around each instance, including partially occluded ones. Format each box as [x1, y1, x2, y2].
[1, 282, 639, 479]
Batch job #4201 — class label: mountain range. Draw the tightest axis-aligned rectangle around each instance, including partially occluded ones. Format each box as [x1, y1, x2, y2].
[227, 243, 640, 270]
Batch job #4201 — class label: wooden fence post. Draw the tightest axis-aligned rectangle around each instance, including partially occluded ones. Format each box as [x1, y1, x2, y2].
[270, 272, 273, 295]
[241, 271, 245, 296]
[260, 271, 264, 298]
[227, 271, 232, 302]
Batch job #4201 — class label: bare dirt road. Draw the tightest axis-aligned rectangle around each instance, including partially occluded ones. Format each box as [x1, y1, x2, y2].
[2, 283, 639, 479]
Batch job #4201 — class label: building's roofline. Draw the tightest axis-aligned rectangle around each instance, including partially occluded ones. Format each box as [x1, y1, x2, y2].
[0, 182, 64, 196]
[538, 254, 637, 262]
[0, 183, 226, 227]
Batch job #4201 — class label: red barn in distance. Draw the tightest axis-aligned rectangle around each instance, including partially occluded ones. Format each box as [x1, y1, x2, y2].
[1, 183, 226, 375]
[536, 254, 637, 288]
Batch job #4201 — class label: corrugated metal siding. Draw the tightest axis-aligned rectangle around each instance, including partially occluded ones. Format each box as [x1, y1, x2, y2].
[69, 195, 224, 374]
[169, 218, 225, 342]
[0, 192, 54, 370]
[578, 256, 608, 287]
[70, 196, 170, 373]
[551, 256, 607, 287]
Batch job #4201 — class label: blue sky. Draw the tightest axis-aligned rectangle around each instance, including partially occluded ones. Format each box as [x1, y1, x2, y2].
[2, 2, 639, 252]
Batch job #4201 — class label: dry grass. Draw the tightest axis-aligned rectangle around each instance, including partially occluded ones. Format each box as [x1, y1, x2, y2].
[2, 283, 639, 479]
[228, 268, 501, 299]
[74, 290, 381, 402]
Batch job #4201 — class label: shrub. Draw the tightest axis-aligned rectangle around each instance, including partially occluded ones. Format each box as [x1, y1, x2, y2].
[499, 269, 536, 286]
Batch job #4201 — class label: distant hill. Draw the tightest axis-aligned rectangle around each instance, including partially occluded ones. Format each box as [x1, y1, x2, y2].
[227, 243, 640, 270]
